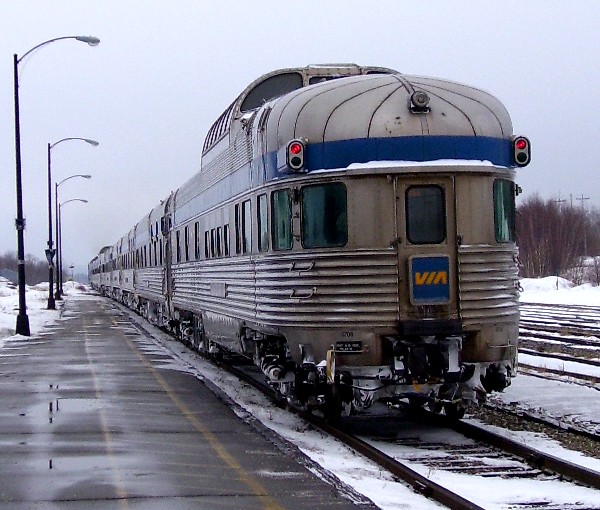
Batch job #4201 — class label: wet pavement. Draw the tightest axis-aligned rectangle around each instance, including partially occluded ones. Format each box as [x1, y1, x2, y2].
[0, 294, 375, 509]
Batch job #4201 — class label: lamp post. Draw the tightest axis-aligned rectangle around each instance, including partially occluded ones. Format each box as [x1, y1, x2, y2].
[13, 35, 100, 336]
[55, 181, 91, 300]
[57, 198, 88, 298]
[47, 138, 98, 309]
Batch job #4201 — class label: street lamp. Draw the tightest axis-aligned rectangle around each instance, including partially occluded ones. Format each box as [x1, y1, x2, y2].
[13, 35, 100, 336]
[56, 198, 88, 299]
[55, 180, 91, 300]
[47, 138, 98, 310]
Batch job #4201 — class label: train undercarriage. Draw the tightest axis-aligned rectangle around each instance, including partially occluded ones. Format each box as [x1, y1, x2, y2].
[105, 289, 513, 422]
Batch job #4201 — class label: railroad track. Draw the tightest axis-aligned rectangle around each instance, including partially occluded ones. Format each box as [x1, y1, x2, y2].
[518, 302, 600, 387]
[183, 345, 600, 510]
[226, 357, 600, 509]
[520, 302, 600, 338]
[119, 300, 600, 509]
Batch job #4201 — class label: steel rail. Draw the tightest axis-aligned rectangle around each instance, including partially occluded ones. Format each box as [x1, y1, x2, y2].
[220, 358, 486, 510]
[482, 401, 600, 443]
[519, 363, 600, 386]
[519, 347, 600, 368]
[520, 329, 600, 347]
[450, 417, 600, 490]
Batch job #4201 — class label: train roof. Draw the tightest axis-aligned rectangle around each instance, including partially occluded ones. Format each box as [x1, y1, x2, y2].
[202, 64, 395, 154]
[263, 71, 515, 175]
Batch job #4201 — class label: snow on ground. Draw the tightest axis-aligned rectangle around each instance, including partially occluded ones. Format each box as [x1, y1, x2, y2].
[0, 277, 70, 347]
[1, 277, 599, 509]
[520, 275, 600, 306]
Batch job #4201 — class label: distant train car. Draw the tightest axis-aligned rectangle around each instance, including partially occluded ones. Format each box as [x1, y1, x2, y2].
[91, 64, 530, 419]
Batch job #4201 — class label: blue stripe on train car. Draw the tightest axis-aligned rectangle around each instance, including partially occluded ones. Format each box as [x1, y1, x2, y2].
[265, 135, 513, 180]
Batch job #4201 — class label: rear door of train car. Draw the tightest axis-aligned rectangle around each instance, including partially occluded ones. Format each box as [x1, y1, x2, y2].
[394, 174, 459, 325]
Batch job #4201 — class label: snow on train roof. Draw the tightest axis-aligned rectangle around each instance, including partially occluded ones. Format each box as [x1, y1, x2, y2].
[299, 159, 503, 178]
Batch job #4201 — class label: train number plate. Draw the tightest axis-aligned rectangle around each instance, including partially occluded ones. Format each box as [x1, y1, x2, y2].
[335, 341, 363, 353]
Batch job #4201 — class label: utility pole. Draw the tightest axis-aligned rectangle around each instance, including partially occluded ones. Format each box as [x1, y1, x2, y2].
[576, 194, 590, 210]
[576, 195, 590, 256]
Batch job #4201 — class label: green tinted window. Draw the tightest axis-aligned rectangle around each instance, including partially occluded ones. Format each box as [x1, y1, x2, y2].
[406, 186, 446, 244]
[272, 190, 293, 250]
[494, 179, 516, 242]
[242, 200, 252, 253]
[258, 194, 269, 252]
[301, 183, 347, 248]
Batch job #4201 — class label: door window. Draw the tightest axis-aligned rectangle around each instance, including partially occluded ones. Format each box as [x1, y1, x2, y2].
[406, 186, 446, 244]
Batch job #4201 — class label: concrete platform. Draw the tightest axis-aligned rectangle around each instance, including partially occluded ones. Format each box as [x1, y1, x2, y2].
[0, 294, 376, 509]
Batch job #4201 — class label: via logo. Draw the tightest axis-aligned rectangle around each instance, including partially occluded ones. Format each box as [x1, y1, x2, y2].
[414, 271, 448, 286]
[410, 256, 450, 304]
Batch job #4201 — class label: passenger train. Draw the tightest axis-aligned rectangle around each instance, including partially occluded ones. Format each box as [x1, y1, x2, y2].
[89, 64, 531, 419]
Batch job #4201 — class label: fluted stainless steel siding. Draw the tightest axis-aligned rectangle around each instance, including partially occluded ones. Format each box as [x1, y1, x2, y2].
[171, 259, 256, 320]
[135, 267, 165, 302]
[171, 250, 399, 329]
[458, 244, 519, 325]
[255, 250, 399, 327]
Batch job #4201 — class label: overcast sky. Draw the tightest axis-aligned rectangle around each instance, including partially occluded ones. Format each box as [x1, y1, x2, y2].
[1, 1, 599, 275]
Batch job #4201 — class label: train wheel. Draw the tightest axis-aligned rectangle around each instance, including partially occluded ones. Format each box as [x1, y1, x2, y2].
[443, 402, 466, 420]
[428, 399, 443, 414]
[323, 384, 342, 424]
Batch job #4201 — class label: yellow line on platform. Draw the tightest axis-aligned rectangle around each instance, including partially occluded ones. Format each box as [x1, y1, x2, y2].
[109, 310, 286, 510]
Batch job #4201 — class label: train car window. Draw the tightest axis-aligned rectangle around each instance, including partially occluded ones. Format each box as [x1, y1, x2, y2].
[494, 179, 516, 242]
[301, 183, 348, 248]
[203, 101, 235, 154]
[257, 194, 269, 252]
[217, 226, 223, 257]
[235, 204, 241, 254]
[308, 75, 348, 85]
[241, 72, 303, 112]
[184, 226, 190, 262]
[242, 200, 252, 253]
[194, 222, 200, 259]
[272, 189, 293, 250]
[176, 231, 182, 263]
[224, 224, 230, 256]
[210, 229, 216, 258]
[204, 231, 210, 258]
[406, 186, 446, 244]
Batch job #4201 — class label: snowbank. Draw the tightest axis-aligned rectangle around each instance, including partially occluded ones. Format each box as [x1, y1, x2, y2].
[520, 276, 600, 306]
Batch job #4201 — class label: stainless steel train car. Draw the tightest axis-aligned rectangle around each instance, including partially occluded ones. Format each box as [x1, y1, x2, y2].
[89, 64, 531, 419]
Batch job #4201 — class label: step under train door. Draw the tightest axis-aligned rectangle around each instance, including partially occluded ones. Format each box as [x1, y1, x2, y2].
[394, 175, 460, 334]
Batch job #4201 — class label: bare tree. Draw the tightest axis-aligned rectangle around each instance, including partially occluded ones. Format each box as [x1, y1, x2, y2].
[0, 251, 54, 285]
[516, 195, 597, 279]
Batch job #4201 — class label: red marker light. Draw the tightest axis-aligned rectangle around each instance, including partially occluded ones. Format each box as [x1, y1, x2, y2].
[286, 139, 306, 171]
[513, 136, 531, 167]
[289, 142, 303, 155]
[515, 139, 527, 150]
